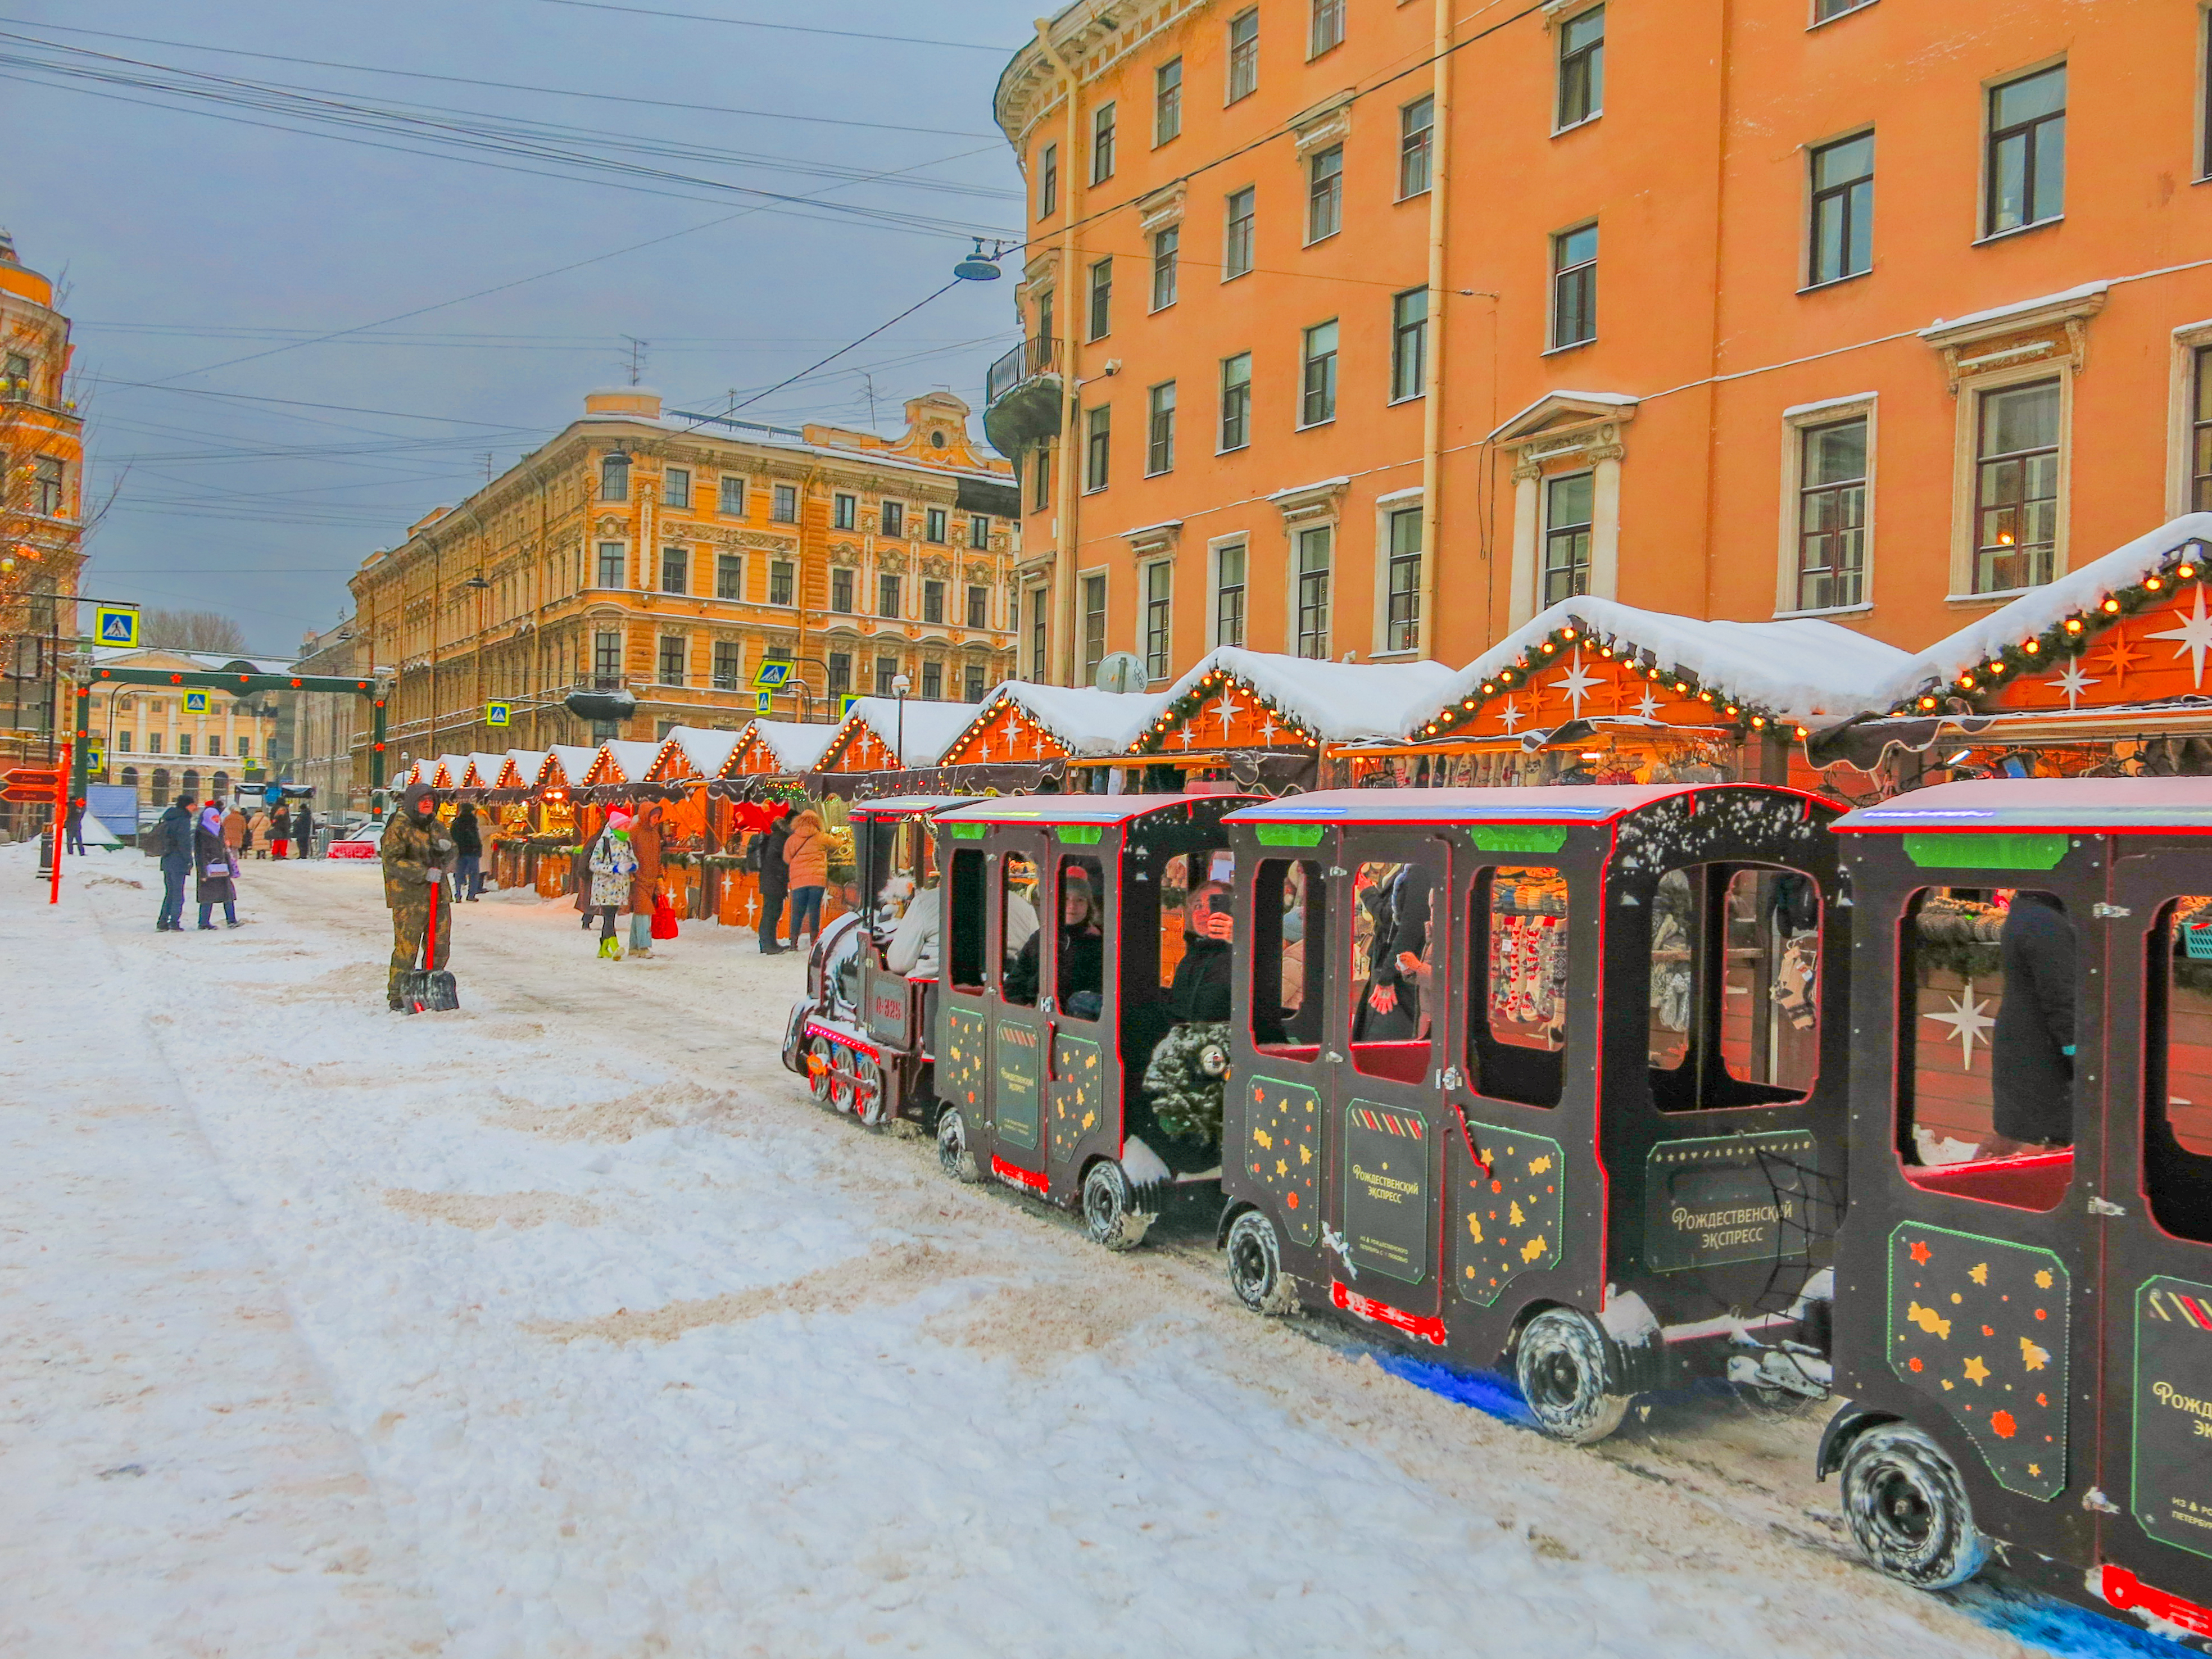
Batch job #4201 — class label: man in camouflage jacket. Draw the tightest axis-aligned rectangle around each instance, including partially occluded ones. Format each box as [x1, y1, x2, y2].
[381, 782, 455, 1009]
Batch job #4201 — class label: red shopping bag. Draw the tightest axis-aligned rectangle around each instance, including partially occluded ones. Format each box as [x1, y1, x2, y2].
[651, 890, 679, 940]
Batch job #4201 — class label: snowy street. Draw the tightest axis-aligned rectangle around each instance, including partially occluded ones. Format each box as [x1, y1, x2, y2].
[0, 846, 2115, 1657]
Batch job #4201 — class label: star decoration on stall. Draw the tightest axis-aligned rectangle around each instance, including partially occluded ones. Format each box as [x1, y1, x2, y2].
[1634, 686, 1662, 720]
[1211, 691, 1245, 737]
[1178, 726, 1196, 749]
[2093, 625, 2143, 691]
[1258, 711, 1279, 745]
[1496, 695, 1525, 733]
[1924, 980, 1996, 1070]
[2052, 660, 2101, 710]
[1552, 649, 1601, 717]
[2148, 587, 2212, 688]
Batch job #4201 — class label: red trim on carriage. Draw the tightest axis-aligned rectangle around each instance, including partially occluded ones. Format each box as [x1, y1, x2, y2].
[802, 1019, 880, 1063]
[1330, 1282, 1448, 1346]
[1902, 1148, 2074, 1213]
[2101, 1566, 2212, 1639]
[992, 1156, 1050, 1194]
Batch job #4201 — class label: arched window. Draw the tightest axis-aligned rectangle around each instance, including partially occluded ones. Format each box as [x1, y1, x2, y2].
[121, 765, 139, 792]
[213, 770, 231, 799]
[151, 768, 170, 805]
[182, 769, 200, 801]
[600, 452, 630, 501]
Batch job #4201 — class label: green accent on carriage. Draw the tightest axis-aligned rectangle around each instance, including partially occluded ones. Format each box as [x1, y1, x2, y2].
[1469, 825, 1569, 854]
[1055, 825, 1104, 845]
[949, 822, 987, 840]
[1254, 824, 1326, 847]
[1901, 832, 2069, 870]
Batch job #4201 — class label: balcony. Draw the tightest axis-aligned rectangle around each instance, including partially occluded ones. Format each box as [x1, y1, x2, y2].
[983, 336, 1064, 459]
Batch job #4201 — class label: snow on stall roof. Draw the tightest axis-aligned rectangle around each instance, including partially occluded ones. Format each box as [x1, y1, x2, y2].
[937, 793, 1244, 826]
[1157, 647, 1458, 744]
[1413, 597, 1915, 735]
[546, 744, 601, 785]
[433, 753, 474, 786]
[835, 697, 982, 768]
[597, 740, 662, 783]
[653, 726, 745, 779]
[969, 681, 1166, 756]
[735, 720, 840, 776]
[466, 753, 507, 786]
[502, 750, 549, 786]
[1897, 514, 2212, 703]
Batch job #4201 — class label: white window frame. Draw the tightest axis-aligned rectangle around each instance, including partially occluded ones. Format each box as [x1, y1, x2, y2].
[1550, 2, 1605, 136]
[715, 549, 747, 602]
[1773, 393, 1878, 618]
[1947, 358, 2074, 602]
[1370, 489, 1426, 658]
[2166, 319, 2212, 518]
[1208, 534, 1250, 650]
[1140, 558, 1175, 683]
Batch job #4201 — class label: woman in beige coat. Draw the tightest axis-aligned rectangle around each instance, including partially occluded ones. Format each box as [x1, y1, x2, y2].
[782, 808, 828, 947]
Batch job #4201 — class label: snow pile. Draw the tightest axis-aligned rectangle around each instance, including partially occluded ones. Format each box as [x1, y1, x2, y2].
[833, 696, 983, 768]
[590, 738, 662, 785]
[966, 682, 1167, 756]
[1155, 647, 1459, 744]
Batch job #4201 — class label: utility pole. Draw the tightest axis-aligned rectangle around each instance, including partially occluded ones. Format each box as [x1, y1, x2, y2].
[621, 337, 649, 386]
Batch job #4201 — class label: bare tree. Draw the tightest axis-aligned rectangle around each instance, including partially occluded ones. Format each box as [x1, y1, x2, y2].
[143, 608, 248, 652]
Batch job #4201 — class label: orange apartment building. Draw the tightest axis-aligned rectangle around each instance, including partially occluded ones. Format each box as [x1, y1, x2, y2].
[985, 0, 2212, 691]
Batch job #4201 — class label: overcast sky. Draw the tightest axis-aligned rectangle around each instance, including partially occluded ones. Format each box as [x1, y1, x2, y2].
[3, 0, 1045, 655]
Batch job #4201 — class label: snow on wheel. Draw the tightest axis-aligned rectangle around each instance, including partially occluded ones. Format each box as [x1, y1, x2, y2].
[1081, 1158, 1152, 1253]
[1225, 1209, 1297, 1316]
[851, 1054, 886, 1127]
[1838, 1422, 1990, 1591]
[936, 1107, 979, 1183]
[1515, 1307, 1631, 1445]
[804, 1035, 836, 1104]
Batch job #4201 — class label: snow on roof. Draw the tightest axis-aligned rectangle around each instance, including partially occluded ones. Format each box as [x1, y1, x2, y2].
[590, 739, 662, 784]
[575, 409, 1013, 491]
[466, 752, 507, 786]
[1228, 784, 1714, 826]
[732, 720, 840, 775]
[833, 697, 984, 768]
[963, 681, 1167, 756]
[650, 726, 745, 779]
[502, 749, 549, 786]
[433, 753, 473, 786]
[1920, 279, 2109, 340]
[1893, 514, 2212, 706]
[546, 744, 601, 785]
[936, 794, 1239, 826]
[1152, 647, 1459, 745]
[1416, 597, 1915, 735]
[92, 646, 298, 676]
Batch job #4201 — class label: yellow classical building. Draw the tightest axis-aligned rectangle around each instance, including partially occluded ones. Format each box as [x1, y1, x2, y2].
[349, 388, 1021, 774]
[84, 646, 290, 804]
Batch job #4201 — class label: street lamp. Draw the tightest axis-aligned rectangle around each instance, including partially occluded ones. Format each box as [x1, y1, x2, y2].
[891, 671, 911, 770]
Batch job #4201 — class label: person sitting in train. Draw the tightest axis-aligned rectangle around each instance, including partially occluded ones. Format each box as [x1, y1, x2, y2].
[1005, 870, 1105, 1018]
[1168, 879, 1236, 1022]
[886, 871, 942, 980]
[1985, 889, 2077, 1158]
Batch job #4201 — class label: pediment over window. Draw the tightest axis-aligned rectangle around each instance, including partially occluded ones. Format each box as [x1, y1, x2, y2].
[1488, 391, 1640, 446]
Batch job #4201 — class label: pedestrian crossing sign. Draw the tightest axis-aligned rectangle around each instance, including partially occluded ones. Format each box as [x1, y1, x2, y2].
[183, 691, 209, 713]
[755, 691, 773, 714]
[753, 659, 794, 690]
[838, 694, 861, 719]
[486, 701, 511, 727]
[94, 605, 139, 647]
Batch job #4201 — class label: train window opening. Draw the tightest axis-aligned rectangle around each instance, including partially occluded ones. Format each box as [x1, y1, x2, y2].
[1470, 865, 1569, 1109]
[1647, 866, 1823, 1113]
[948, 849, 987, 992]
[1053, 856, 1108, 1021]
[1162, 850, 1237, 1022]
[1252, 858, 1326, 1053]
[1000, 851, 1042, 1005]
[1351, 855, 1442, 1083]
[2150, 898, 2212, 1244]
[1896, 886, 2074, 1213]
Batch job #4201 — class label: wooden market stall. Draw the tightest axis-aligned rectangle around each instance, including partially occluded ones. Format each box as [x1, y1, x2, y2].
[930, 682, 1166, 794]
[637, 727, 745, 921]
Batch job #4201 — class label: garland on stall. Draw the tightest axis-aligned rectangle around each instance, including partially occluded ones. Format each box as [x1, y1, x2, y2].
[1130, 667, 1318, 756]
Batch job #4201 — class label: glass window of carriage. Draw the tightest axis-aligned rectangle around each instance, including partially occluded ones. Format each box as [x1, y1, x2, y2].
[1894, 886, 2075, 1212]
[947, 847, 987, 992]
[1161, 849, 1238, 1023]
[1470, 866, 1570, 1109]
[1252, 857, 1327, 1053]
[1350, 855, 1443, 1082]
[1647, 867, 1824, 1112]
[999, 851, 1042, 1005]
[2148, 898, 2212, 1244]
[1053, 856, 1107, 1021]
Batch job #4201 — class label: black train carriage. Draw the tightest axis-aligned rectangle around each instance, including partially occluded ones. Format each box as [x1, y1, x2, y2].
[929, 791, 1255, 1249]
[1214, 784, 1850, 1443]
[783, 796, 968, 1127]
[1818, 778, 2212, 1647]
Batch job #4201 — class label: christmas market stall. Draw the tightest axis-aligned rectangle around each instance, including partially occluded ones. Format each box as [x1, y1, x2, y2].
[708, 721, 841, 930]
[931, 682, 1165, 794]
[489, 749, 552, 893]
[1125, 647, 1458, 794]
[526, 744, 601, 898]
[640, 726, 747, 921]
[808, 696, 981, 800]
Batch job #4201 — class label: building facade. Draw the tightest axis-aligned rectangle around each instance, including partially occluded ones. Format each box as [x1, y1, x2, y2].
[986, 0, 2212, 687]
[85, 647, 289, 806]
[348, 389, 1022, 794]
[291, 620, 364, 815]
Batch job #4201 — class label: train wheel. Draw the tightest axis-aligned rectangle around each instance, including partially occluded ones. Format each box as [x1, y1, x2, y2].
[1225, 1210, 1298, 1316]
[1081, 1159, 1152, 1252]
[1515, 1308, 1631, 1445]
[936, 1107, 980, 1183]
[852, 1055, 885, 1127]
[805, 1036, 836, 1105]
[1839, 1423, 1989, 1590]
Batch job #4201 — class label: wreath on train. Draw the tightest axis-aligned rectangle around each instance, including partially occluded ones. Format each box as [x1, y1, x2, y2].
[1143, 1021, 1233, 1148]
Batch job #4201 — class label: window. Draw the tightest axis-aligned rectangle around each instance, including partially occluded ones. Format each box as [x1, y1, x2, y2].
[1253, 859, 1327, 1050]
[207, 736, 222, 757]
[716, 552, 744, 600]
[593, 630, 624, 683]
[660, 546, 688, 594]
[833, 492, 857, 531]
[967, 584, 989, 628]
[150, 768, 169, 803]
[1300, 320, 1339, 427]
[1144, 562, 1172, 681]
[33, 457, 62, 516]
[1557, 7, 1604, 128]
[1386, 507, 1423, 653]
[1351, 855, 1443, 1076]
[926, 506, 948, 543]
[828, 652, 852, 696]
[719, 474, 746, 515]
[882, 500, 906, 538]
[876, 656, 900, 696]
[1152, 227, 1180, 310]
[970, 515, 991, 550]
[664, 466, 691, 511]
[965, 663, 987, 701]
[1552, 224, 1598, 349]
[1039, 141, 1059, 218]
[1092, 102, 1117, 185]
[1083, 574, 1108, 685]
[770, 560, 795, 606]
[1808, 133, 1875, 285]
[1543, 473, 1594, 605]
[1399, 96, 1435, 198]
[149, 737, 164, 756]
[772, 483, 798, 522]
[1648, 867, 1823, 1113]
[1000, 851, 1042, 1002]
[1306, 144, 1344, 243]
[1224, 187, 1256, 280]
[832, 568, 855, 613]
[596, 542, 627, 588]
[879, 573, 903, 618]
[1812, 0, 1873, 19]
[1974, 378, 2061, 592]
[1227, 9, 1259, 103]
[1220, 352, 1252, 451]
[1309, 0, 1344, 57]
[1797, 418, 1869, 610]
[1086, 405, 1112, 492]
[712, 641, 741, 690]
[1155, 57, 1183, 144]
[1088, 258, 1113, 340]
[659, 636, 686, 685]
[1, 350, 26, 393]
[2151, 900, 2212, 1241]
[1031, 446, 1053, 512]
[1147, 382, 1177, 475]
[1391, 288, 1429, 401]
[923, 579, 945, 624]
[1295, 525, 1332, 658]
[948, 847, 988, 990]
[1987, 65, 2066, 235]
[600, 452, 629, 500]
[922, 660, 943, 700]
[1216, 542, 1247, 647]
[1031, 586, 1049, 678]
[2195, 347, 2212, 512]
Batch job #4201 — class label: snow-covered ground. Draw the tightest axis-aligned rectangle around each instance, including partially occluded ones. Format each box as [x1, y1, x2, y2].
[0, 844, 2160, 1657]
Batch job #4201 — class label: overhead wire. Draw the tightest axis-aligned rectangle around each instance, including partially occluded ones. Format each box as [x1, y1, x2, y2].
[520, 0, 1004, 52]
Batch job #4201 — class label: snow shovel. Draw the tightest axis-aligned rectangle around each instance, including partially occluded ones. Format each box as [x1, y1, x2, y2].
[399, 874, 460, 1014]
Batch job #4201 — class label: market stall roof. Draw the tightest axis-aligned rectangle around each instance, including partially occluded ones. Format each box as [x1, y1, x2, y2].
[465, 753, 507, 788]
[1835, 777, 2212, 833]
[817, 697, 980, 771]
[1226, 783, 1758, 828]
[935, 792, 1250, 827]
[497, 751, 549, 790]
[718, 719, 840, 777]
[430, 753, 473, 789]
[643, 726, 746, 782]
[1131, 647, 1457, 756]
[582, 739, 661, 786]
[544, 744, 601, 788]
[1400, 597, 1915, 747]
[939, 682, 1166, 764]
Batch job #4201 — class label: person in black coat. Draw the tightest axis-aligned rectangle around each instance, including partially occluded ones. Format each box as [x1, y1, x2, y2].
[194, 807, 240, 929]
[1356, 862, 1435, 1042]
[1006, 872, 1105, 1016]
[1167, 880, 1236, 1022]
[289, 804, 315, 859]
[152, 794, 197, 931]
[755, 811, 792, 954]
[451, 802, 485, 899]
[1989, 890, 2077, 1153]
